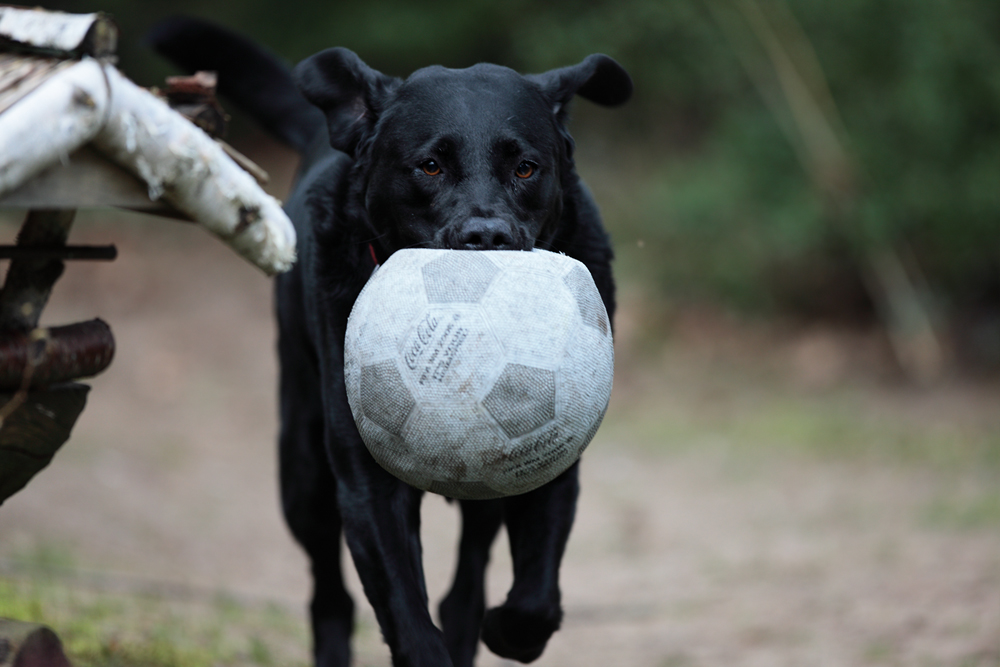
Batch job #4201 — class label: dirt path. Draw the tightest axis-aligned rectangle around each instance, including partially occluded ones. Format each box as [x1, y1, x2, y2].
[0, 214, 998, 666]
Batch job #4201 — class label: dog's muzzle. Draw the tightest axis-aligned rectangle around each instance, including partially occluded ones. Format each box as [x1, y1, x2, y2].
[447, 217, 527, 251]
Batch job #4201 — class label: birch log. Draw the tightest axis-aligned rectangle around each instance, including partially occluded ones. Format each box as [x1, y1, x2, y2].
[0, 57, 109, 199]
[0, 7, 117, 57]
[93, 66, 296, 275]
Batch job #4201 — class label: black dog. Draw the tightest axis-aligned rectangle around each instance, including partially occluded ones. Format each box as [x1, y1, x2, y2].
[151, 18, 631, 667]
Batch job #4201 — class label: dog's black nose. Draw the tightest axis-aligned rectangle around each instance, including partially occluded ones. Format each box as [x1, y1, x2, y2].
[454, 217, 517, 250]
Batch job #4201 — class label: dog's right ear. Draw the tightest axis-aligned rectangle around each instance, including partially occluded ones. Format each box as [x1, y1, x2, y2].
[294, 48, 398, 156]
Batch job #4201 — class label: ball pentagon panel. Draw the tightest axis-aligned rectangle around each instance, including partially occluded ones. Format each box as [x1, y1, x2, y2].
[479, 267, 576, 368]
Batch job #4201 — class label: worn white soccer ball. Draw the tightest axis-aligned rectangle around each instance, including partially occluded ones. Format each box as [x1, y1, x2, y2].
[344, 248, 613, 500]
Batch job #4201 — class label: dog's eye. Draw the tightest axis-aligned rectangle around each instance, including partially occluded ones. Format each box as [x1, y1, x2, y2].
[515, 161, 535, 179]
[421, 160, 442, 176]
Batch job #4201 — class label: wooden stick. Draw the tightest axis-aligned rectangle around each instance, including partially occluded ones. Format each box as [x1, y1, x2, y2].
[0, 318, 114, 391]
[705, 0, 946, 383]
[0, 209, 75, 331]
[0, 244, 116, 260]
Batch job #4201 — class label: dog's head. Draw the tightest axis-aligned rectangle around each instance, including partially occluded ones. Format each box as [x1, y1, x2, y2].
[295, 50, 631, 259]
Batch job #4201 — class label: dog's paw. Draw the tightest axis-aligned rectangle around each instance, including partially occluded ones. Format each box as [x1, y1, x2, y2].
[480, 605, 561, 663]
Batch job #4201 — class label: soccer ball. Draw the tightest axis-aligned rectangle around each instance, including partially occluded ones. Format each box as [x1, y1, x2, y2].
[344, 248, 613, 499]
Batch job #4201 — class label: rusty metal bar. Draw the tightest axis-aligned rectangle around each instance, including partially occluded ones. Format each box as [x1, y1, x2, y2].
[0, 244, 116, 261]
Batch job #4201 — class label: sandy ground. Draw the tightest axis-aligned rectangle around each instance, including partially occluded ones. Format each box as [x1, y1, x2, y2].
[0, 207, 998, 667]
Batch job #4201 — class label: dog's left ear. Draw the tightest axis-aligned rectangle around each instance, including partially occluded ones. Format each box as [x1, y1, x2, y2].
[294, 47, 400, 156]
[528, 54, 632, 118]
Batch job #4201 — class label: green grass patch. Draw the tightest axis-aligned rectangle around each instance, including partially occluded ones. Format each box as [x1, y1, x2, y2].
[0, 573, 309, 667]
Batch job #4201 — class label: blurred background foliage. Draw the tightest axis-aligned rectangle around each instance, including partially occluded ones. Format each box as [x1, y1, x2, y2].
[42, 0, 1000, 373]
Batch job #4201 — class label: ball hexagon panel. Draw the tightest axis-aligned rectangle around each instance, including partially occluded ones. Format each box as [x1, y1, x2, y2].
[350, 261, 429, 355]
[397, 306, 504, 403]
[401, 403, 505, 484]
[482, 363, 556, 438]
[422, 252, 500, 303]
[480, 269, 575, 367]
[563, 264, 610, 336]
[359, 360, 416, 436]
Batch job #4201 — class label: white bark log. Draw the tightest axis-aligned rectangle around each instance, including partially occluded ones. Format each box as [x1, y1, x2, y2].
[0, 55, 295, 274]
[0, 58, 109, 200]
[0, 55, 70, 116]
[92, 66, 296, 275]
[0, 8, 116, 56]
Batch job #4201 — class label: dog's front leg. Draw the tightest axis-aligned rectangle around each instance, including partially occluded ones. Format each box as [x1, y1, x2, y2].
[439, 499, 504, 667]
[482, 462, 580, 663]
[277, 268, 356, 667]
[327, 421, 454, 666]
[286, 312, 442, 664]
[311, 297, 454, 666]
